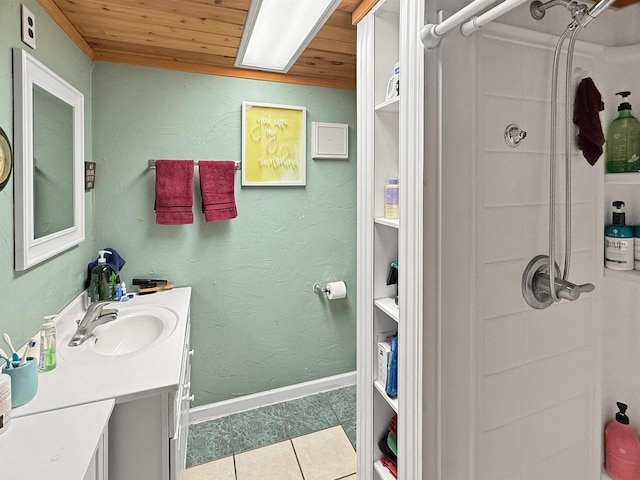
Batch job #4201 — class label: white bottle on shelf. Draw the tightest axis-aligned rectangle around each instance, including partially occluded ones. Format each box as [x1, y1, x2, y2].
[385, 179, 399, 219]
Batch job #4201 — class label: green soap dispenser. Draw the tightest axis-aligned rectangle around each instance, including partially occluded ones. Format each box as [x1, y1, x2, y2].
[606, 91, 640, 173]
[605, 201, 634, 270]
[88, 250, 113, 303]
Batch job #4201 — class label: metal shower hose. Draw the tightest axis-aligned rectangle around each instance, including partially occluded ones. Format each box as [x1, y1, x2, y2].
[548, 23, 582, 302]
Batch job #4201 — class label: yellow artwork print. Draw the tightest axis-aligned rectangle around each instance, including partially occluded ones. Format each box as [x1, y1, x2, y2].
[242, 102, 306, 186]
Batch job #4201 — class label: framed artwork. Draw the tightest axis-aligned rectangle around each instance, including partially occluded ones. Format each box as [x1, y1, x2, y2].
[242, 102, 306, 186]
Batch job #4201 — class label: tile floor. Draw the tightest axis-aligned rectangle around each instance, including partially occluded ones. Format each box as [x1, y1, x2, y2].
[185, 385, 356, 480]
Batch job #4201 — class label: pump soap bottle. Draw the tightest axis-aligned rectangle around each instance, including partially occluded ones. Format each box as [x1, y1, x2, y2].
[88, 250, 113, 303]
[605, 201, 634, 271]
[38, 315, 56, 372]
[606, 91, 640, 173]
[605, 402, 640, 480]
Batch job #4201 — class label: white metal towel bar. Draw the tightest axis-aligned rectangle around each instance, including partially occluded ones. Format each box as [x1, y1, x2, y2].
[148, 159, 241, 171]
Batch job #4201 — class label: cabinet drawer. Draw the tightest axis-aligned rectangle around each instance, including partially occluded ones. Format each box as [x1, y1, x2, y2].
[170, 322, 192, 439]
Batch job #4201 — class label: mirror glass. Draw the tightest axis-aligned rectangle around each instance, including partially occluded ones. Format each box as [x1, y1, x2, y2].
[33, 84, 74, 239]
[13, 48, 85, 271]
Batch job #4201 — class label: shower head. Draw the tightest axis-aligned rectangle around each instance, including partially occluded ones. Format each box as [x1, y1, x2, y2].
[578, 0, 616, 27]
[530, 0, 590, 21]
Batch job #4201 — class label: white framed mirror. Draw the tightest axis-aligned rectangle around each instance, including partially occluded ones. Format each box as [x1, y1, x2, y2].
[13, 48, 85, 271]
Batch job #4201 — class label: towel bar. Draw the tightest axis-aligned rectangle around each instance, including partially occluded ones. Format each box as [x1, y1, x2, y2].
[148, 159, 241, 171]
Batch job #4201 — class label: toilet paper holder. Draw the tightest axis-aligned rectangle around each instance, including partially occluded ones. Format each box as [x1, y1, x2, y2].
[313, 281, 347, 297]
[314, 283, 331, 294]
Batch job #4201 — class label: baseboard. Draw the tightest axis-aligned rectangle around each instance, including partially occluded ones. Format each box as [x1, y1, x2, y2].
[189, 370, 356, 424]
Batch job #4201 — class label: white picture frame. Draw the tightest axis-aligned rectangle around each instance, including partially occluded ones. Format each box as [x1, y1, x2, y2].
[311, 122, 349, 159]
[242, 101, 307, 186]
[13, 48, 85, 271]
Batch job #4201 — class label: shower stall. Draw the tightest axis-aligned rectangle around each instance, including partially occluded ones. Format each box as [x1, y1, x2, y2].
[422, 0, 640, 478]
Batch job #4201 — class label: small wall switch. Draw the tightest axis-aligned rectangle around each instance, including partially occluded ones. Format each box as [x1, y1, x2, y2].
[21, 5, 36, 49]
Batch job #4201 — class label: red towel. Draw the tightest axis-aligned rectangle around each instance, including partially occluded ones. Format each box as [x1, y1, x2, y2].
[154, 160, 194, 225]
[199, 161, 237, 222]
[573, 77, 605, 166]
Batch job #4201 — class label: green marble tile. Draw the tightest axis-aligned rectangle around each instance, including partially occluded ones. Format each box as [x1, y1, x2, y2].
[324, 386, 357, 449]
[343, 421, 357, 450]
[186, 416, 233, 468]
[282, 393, 340, 438]
[324, 386, 356, 424]
[230, 404, 288, 454]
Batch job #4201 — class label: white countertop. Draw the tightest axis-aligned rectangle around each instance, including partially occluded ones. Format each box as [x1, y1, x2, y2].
[12, 287, 191, 418]
[0, 399, 114, 479]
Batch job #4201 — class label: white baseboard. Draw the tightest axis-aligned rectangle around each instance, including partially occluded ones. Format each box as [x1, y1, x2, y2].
[189, 371, 356, 425]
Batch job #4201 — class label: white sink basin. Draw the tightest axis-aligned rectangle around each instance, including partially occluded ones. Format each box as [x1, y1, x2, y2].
[60, 305, 179, 363]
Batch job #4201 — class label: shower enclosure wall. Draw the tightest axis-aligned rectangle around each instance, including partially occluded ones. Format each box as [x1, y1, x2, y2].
[429, 2, 640, 479]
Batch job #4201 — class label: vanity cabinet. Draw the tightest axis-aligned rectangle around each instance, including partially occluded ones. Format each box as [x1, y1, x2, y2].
[0, 399, 114, 480]
[84, 427, 109, 480]
[109, 322, 192, 480]
[10, 288, 193, 480]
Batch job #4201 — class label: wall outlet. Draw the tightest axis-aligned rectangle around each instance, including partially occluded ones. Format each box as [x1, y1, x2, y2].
[21, 4, 36, 49]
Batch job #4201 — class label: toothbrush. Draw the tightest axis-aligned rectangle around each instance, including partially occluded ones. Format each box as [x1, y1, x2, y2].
[3, 333, 19, 362]
[18, 339, 36, 366]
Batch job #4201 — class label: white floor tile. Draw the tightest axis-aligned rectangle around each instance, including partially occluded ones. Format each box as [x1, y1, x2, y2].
[235, 440, 302, 480]
[184, 456, 235, 480]
[292, 426, 356, 480]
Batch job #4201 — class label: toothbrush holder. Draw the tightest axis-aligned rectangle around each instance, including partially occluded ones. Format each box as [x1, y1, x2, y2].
[1, 357, 38, 407]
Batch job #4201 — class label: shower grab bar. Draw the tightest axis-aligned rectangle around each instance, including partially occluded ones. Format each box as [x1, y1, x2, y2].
[461, 0, 531, 36]
[420, 0, 499, 48]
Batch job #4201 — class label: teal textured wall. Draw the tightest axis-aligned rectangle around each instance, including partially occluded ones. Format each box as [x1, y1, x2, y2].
[92, 63, 357, 405]
[0, 0, 93, 347]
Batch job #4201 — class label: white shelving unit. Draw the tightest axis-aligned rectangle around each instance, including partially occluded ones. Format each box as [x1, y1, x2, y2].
[605, 173, 640, 184]
[356, 0, 424, 478]
[374, 460, 397, 480]
[604, 172, 640, 281]
[374, 297, 399, 322]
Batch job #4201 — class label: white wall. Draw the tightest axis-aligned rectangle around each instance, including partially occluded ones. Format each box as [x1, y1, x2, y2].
[438, 20, 607, 480]
[476, 26, 600, 480]
[433, 2, 640, 479]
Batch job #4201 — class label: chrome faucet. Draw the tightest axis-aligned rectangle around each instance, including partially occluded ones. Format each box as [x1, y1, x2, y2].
[68, 300, 119, 347]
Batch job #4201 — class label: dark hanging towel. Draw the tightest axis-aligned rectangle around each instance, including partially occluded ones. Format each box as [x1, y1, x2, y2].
[573, 77, 605, 166]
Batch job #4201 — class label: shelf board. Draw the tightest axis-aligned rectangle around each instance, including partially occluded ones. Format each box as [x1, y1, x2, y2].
[374, 217, 399, 229]
[375, 96, 400, 113]
[374, 459, 396, 480]
[604, 268, 640, 283]
[375, 297, 399, 322]
[605, 173, 640, 184]
[374, 380, 398, 413]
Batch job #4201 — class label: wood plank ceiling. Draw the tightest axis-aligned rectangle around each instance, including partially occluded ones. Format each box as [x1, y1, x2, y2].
[37, 0, 372, 90]
[37, 0, 636, 90]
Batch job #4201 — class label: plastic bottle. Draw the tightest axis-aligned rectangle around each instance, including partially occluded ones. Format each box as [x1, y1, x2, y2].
[606, 91, 640, 173]
[38, 315, 57, 372]
[385, 179, 399, 219]
[0, 374, 10, 435]
[605, 201, 634, 271]
[385, 333, 398, 399]
[114, 275, 123, 301]
[605, 402, 640, 480]
[88, 250, 114, 303]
